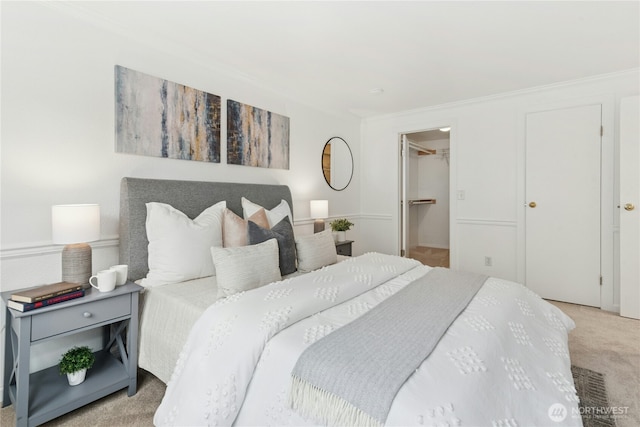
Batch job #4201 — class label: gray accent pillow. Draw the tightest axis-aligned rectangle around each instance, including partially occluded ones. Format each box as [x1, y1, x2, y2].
[248, 216, 297, 275]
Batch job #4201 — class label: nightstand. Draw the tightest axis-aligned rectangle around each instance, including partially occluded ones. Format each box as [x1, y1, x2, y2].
[335, 240, 354, 256]
[2, 282, 142, 427]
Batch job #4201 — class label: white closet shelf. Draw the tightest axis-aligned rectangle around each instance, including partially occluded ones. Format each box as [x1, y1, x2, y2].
[408, 199, 436, 206]
[417, 149, 436, 156]
[408, 142, 436, 156]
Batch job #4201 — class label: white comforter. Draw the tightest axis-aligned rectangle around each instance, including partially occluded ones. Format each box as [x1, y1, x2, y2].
[154, 253, 582, 426]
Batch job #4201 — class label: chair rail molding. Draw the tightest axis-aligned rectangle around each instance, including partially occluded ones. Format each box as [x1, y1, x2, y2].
[456, 218, 517, 227]
[1, 237, 119, 260]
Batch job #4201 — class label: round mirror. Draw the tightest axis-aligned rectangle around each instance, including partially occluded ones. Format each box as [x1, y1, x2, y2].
[321, 136, 353, 191]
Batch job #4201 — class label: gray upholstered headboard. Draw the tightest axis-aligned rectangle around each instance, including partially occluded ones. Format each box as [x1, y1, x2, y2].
[119, 177, 294, 281]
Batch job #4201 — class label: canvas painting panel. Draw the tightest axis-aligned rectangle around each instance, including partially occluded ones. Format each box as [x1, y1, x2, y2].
[227, 99, 290, 169]
[115, 65, 221, 163]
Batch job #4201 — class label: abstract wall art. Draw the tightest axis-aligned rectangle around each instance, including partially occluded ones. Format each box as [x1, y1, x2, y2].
[115, 65, 221, 163]
[227, 99, 290, 169]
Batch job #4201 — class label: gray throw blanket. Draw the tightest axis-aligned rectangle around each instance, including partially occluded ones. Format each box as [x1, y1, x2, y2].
[289, 267, 488, 427]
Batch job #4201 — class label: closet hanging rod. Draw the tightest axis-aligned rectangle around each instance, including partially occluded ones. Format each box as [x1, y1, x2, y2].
[408, 199, 436, 206]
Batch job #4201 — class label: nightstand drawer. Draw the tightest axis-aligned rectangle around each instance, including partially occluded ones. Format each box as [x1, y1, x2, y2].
[335, 240, 353, 256]
[31, 294, 131, 341]
[336, 245, 351, 256]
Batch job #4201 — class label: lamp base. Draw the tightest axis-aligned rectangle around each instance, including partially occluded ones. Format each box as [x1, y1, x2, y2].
[313, 220, 325, 234]
[61, 243, 92, 285]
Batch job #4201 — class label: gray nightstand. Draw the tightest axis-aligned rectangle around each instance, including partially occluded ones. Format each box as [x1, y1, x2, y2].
[335, 240, 354, 256]
[2, 282, 142, 427]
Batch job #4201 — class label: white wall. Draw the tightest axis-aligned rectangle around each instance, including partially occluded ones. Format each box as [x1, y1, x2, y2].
[0, 1, 360, 384]
[360, 70, 639, 312]
[416, 138, 450, 249]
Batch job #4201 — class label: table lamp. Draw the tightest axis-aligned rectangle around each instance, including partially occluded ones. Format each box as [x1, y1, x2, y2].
[52, 204, 100, 285]
[310, 200, 328, 233]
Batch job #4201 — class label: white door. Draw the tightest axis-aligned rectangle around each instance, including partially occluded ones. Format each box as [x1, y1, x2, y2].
[525, 104, 601, 306]
[619, 96, 640, 319]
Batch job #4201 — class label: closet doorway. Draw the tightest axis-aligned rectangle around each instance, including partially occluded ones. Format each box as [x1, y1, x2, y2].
[400, 129, 451, 267]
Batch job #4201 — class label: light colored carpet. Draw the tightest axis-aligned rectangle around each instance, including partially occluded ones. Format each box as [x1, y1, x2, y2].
[2, 301, 637, 426]
[550, 301, 640, 427]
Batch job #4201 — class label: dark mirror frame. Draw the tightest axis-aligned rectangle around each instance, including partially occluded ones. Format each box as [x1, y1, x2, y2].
[322, 136, 353, 191]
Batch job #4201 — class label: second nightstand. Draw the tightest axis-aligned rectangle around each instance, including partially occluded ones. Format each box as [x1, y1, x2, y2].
[335, 240, 354, 256]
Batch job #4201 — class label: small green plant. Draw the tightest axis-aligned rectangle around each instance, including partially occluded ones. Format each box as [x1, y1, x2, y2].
[59, 346, 95, 375]
[330, 218, 354, 232]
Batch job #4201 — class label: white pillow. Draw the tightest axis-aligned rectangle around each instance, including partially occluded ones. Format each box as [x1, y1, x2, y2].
[241, 197, 293, 228]
[212, 238, 282, 297]
[295, 229, 338, 273]
[141, 201, 225, 287]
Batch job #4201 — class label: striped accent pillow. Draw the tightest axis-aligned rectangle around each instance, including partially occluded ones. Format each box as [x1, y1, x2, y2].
[211, 239, 281, 297]
[295, 230, 338, 273]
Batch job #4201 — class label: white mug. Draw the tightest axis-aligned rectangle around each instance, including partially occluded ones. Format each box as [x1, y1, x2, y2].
[110, 264, 128, 286]
[89, 269, 117, 293]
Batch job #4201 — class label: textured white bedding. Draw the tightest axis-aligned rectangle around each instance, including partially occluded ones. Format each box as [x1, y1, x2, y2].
[137, 259, 344, 383]
[154, 253, 581, 426]
[138, 276, 220, 383]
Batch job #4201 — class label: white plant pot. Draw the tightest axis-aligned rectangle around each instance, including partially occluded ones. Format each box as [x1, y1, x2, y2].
[67, 369, 87, 386]
[336, 231, 347, 242]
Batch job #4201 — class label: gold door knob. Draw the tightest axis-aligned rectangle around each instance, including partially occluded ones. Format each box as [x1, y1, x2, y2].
[624, 203, 635, 211]
[529, 202, 537, 208]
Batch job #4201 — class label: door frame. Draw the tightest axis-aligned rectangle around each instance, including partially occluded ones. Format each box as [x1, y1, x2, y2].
[516, 94, 616, 311]
[397, 121, 458, 269]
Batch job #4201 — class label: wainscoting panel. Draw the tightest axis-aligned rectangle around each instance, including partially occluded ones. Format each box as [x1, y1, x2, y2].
[356, 214, 395, 256]
[456, 219, 518, 281]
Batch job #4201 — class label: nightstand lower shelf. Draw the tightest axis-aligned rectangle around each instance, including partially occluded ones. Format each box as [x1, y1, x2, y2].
[10, 351, 129, 426]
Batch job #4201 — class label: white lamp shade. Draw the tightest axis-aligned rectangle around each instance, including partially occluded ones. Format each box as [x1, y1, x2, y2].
[52, 204, 101, 244]
[310, 200, 328, 219]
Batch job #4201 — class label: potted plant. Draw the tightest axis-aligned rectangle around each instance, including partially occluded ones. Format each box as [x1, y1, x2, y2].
[330, 218, 354, 242]
[59, 346, 95, 386]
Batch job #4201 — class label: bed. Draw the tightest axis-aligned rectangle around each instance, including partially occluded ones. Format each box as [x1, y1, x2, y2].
[119, 177, 582, 427]
[120, 177, 301, 383]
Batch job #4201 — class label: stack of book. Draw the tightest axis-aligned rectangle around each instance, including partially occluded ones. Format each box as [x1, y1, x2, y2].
[7, 282, 85, 312]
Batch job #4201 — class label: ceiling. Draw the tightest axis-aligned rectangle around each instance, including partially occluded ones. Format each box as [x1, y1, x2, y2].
[53, 1, 639, 118]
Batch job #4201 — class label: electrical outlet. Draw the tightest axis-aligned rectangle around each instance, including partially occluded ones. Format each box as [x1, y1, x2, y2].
[484, 256, 492, 267]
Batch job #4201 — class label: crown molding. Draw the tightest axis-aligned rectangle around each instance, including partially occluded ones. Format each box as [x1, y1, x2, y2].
[364, 68, 640, 123]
